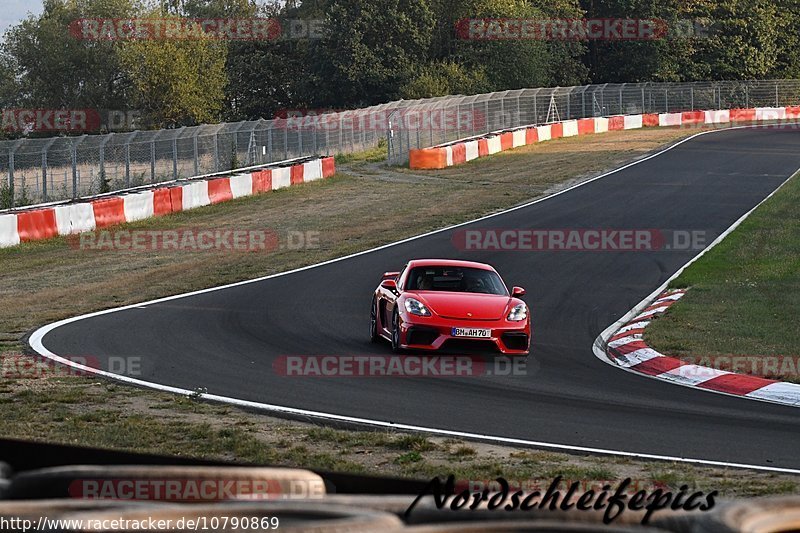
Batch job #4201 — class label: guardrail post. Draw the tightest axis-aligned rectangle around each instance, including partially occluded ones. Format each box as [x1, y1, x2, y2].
[193, 130, 199, 176]
[267, 124, 272, 162]
[41, 148, 48, 202]
[172, 138, 178, 179]
[8, 149, 14, 208]
[297, 122, 303, 156]
[71, 142, 78, 199]
[566, 92, 571, 119]
[125, 141, 131, 188]
[581, 91, 586, 117]
[98, 134, 112, 193]
[172, 127, 184, 179]
[151, 138, 157, 183]
[213, 132, 219, 171]
[8, 140, 23, 208]
[428, 110, 433, 146]
[70, 135, 87, 199]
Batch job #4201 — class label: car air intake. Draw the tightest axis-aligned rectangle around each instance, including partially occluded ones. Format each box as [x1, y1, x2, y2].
[501, 333, 529, 351]
[406, 327, 439, 346]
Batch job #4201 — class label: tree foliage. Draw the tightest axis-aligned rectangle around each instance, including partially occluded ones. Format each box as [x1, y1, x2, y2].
[2, 0, 136, 109]
[0, 0, 799, 131]
[116, 10, 228, 127]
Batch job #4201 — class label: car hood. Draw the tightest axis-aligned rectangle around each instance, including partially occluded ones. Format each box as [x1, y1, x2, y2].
[411, 292, 514, 320]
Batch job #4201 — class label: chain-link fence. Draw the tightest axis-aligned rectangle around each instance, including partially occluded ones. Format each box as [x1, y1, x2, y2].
[0, 97, 443, 207]
[3, 79, 800, 206]
[386, 79, 800, 164]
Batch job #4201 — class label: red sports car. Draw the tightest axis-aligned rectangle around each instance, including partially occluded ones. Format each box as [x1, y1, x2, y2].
[370, 259, 530, 355]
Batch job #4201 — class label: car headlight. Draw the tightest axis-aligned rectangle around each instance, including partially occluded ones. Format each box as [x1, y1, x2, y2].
[405, 298, 431, 316]
[507, 303, 528, 322]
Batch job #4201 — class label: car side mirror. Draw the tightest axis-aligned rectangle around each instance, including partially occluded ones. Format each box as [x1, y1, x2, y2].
[381, 279, 397, 291]
[382, 271, 400, 280]
[512, 286, 526, 297]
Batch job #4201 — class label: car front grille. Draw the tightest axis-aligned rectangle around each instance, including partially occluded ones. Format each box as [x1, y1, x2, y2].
[440, 339, 500, 355]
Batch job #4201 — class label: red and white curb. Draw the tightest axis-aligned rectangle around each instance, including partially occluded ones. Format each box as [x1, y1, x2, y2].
[606, 289, 800, 407]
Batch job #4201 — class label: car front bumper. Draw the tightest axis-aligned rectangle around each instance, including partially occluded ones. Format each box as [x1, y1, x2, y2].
[398, 314, 530, 355]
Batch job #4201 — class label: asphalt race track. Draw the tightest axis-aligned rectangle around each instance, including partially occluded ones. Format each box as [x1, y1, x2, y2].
[34, 128, 800, 470]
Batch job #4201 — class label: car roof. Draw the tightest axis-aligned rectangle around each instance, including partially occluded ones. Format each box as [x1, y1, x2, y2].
[406, 259, 496, 271]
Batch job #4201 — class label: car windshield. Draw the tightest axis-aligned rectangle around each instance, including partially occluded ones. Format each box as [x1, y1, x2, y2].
[405, 266, 508, 295]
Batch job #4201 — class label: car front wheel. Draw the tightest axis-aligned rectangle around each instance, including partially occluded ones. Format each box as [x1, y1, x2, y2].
[369, 297, 380, 343]
[391, 308, 402, 353]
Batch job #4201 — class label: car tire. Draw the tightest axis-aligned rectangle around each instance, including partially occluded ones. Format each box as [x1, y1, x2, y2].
[370, 297, 380, 343]
[391, 308, 402, 353]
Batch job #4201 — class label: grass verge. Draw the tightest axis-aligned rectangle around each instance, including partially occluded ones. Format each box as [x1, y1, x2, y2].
[646, 171, 800, 382]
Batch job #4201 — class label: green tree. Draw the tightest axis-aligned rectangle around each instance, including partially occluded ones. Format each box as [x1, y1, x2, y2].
[2, 0, 138, 109]
[583, 0, 794, 82]
[0, 55, 19, 108]
[400, 61, 490, 99]
[427, 0, 587, 92]
[116, 11, 228, 127]
[311, 0, 436, 107]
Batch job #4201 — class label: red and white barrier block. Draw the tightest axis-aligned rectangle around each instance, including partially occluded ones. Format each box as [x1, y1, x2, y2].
[409, 106, 800, 170]
[0, 156, 336, 249]
[606, 289, 800, 407]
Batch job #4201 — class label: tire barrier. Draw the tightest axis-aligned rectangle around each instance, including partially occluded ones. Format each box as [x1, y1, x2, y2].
[0, 462, 796, 532]
[690, 496, 800, 533]
[0, 156, 335, 250]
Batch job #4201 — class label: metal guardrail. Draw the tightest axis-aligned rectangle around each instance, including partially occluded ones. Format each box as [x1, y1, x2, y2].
[3, 80, 800, 205]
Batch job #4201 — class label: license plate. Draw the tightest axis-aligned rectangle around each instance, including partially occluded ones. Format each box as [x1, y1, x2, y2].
[451, 327, 491, 338]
